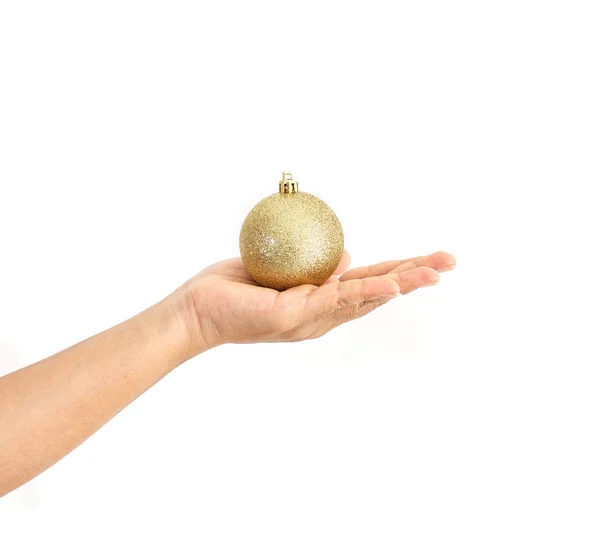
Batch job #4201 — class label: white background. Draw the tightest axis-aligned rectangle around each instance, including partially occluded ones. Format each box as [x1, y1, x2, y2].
[1, 0, 599, 557]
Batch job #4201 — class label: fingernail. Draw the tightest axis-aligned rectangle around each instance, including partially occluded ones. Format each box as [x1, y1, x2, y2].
[422, 280, 439, 288]
[439, 265, 456, 273]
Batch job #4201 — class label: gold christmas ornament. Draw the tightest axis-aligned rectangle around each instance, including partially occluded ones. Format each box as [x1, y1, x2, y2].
[240, 172, 344, 290]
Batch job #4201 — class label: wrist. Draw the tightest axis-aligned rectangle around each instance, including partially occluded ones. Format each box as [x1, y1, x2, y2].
[143, 290, 211, 366]
[178, 285, 221, 358]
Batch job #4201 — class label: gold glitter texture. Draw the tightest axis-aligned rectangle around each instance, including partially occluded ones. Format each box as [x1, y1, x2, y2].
[239, 175, 344, 291]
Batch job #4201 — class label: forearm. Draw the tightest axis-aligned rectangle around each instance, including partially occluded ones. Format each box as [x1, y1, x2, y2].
[0, 291, 199, 497]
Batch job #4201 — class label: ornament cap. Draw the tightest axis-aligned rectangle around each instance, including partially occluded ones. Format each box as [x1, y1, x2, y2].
[279, 171, 299, 194]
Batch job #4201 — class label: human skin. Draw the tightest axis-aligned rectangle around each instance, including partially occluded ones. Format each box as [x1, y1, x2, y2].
[0, 250, 455, 497]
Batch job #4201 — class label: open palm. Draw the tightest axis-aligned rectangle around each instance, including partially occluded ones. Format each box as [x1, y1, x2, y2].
[182, 250, 455, 349]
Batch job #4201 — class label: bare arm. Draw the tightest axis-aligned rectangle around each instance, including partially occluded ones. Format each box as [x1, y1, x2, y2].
[0, 292, 198, 497]
[0, 250, 455, 497]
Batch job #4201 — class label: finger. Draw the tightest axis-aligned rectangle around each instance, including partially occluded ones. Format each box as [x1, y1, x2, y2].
[334, 295, 392, 325]
[333, 249, 351, 276]
[322, 249, 351, 284]
[325, 267, 439, 328]
[326, 260, 417, 284]
[280, 263, 440, 330]
[339, 251, 455, 281]
[292, 295, 390, 341]
[388, 266, 440, 295]
[302, 276, 400, 321]
[307, 266, 440, 336]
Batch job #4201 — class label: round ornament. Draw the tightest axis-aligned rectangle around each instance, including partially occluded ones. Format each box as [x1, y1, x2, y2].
[240, 172, 344, 290]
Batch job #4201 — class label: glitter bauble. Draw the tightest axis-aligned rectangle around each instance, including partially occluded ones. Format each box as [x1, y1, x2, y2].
[240, 172, 344, 291]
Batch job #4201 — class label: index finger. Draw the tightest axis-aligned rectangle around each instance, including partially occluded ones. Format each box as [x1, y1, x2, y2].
[339, 251, 455, 281]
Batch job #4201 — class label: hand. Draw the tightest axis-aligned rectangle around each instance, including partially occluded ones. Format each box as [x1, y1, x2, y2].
[178, 251, 455, 354]
[0, 249, 455, 496]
